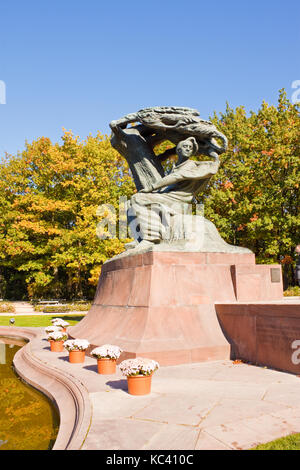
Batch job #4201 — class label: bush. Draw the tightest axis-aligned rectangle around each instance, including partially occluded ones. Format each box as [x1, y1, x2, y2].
[70, 303, 91, 311]
[0, 302, 15, 313]
[42, 306, 71, 313]
[284, 286, 300, 297]
[34, 303, 91, 313]
[33, 305, 45, 312]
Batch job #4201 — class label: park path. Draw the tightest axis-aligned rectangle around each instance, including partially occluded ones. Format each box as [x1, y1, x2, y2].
[11, 301, 36, 315]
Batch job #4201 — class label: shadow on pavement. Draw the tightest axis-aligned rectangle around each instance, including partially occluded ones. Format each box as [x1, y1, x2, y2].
[106, 379, 128, 392]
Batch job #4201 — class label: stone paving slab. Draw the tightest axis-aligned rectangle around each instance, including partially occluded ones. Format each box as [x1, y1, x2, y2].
[3, 326, 300, 450]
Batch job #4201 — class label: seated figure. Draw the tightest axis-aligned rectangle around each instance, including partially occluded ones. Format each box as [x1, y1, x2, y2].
[126, 137, 251, 254]
[127, 137, 218, 249]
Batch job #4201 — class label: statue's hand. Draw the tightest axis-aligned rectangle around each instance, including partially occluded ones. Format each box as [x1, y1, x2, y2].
[139, 184, 153, 193]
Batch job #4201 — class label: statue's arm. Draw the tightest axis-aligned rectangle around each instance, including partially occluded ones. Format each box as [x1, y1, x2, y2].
[141, 172, 184, 192]
[140, 160, 220, 193]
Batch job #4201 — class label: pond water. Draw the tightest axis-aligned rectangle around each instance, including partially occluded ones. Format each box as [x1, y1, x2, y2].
[0, 336, 59, 450]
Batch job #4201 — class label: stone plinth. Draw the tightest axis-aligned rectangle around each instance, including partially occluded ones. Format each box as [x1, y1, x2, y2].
[69, 251, 283, 366]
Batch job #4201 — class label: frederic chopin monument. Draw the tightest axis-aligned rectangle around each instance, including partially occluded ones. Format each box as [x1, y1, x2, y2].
[109, 106, 251, 254]
[69, 107, 283, 366]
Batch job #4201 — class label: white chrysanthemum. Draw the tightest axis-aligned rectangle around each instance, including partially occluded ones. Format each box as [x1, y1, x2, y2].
[45, 325, 62, 334]
[52, 319, 70, 327]
[63, 339, 90, 351]
[119, 357, 159, 376]
[91, 344, 122, 360]
[47, 331, 68, 342]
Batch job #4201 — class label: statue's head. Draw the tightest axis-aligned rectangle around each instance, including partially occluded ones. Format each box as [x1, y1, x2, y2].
[176, 137, 198, 159]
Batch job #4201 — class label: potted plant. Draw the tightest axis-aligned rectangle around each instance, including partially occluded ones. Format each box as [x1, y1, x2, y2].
[63, 339, 90, 363]
[51, 318, 70, 332]
[90, 344, 123, 374]
[45, 325, 62, 335]
[47, 330, 68, 352]
[119, 358, 159, 395]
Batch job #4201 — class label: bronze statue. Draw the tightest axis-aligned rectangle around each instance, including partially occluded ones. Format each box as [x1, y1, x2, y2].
[109, 107, 250, 254]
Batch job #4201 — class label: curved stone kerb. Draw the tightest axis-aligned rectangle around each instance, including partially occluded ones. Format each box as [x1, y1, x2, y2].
[0, 326, 92, 450]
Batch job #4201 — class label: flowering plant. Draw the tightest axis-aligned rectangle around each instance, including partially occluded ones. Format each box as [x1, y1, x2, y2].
[45, 325, 62, 334]
[63, 339, 90, 351]
[91, 344, 122, 360]
[47, 331, 68, 342]
[51, 318, 70, 327]
[119, 358, 159, 377]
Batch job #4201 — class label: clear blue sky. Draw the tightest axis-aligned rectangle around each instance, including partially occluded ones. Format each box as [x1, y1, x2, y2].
[0, 0, 299, 157]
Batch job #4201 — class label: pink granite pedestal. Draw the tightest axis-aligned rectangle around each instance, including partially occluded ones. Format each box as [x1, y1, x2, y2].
[69, 251, 283, 366]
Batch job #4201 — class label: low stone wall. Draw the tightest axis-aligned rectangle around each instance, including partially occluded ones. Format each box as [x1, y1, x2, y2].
[216, 302, 300, 374]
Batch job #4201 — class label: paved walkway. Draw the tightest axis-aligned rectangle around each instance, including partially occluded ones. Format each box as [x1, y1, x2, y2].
[11, 301, 36, 315]
[76, 362, 300, 450]
[12, 327, 300, 450]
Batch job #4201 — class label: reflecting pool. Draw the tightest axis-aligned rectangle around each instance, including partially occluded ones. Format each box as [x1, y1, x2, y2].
[0, 336, 59, 450]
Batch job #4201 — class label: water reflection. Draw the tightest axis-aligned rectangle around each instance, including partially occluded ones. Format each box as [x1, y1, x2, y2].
[0, 336, 59, 450]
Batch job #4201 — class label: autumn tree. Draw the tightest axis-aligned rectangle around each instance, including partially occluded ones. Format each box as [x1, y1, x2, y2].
[0, 131, 134, 299]
[198, 89, 299, 284]
[0, 89, 299, 298]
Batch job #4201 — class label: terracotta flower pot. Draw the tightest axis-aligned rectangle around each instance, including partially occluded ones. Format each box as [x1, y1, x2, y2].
[127, 374, 152, 395]
[49, 340, 64, 352]
[97, 358, 117, 374]
[68, 349, 86, 363]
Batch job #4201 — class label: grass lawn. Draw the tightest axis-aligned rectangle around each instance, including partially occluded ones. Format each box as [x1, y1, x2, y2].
[0, 314, 85, 328]
[252, 433, 300, 450]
